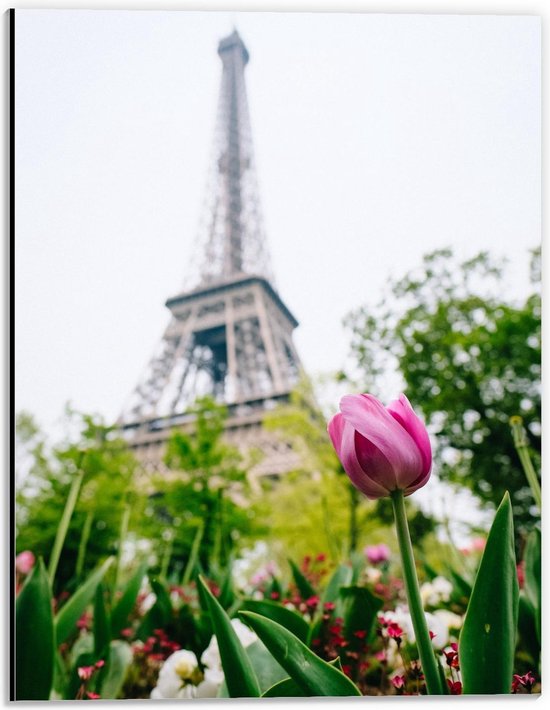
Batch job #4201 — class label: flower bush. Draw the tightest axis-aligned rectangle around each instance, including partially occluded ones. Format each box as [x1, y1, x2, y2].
[14, 393, 541, 699]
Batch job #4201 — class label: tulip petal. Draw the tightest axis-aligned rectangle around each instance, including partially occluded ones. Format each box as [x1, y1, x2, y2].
[340, 394, 423, 489]
[340, 420, 389, 499]
[387, 394, 432, 477]
[327, 413, 345, 458]
[403, 468, 432, 496]
[354, 430, 396, 490]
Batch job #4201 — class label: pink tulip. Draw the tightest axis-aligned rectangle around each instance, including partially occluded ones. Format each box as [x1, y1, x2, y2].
[365, 543, 391, 564]
[15, 550, 35, 575]
[328, 393, 431, 499]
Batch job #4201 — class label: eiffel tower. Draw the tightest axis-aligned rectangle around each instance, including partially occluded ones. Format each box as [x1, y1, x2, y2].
[119, 30, 302, 477]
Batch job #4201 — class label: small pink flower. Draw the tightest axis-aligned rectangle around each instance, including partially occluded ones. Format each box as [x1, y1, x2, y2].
[305, 595, 320, 609]
[15, 551, 35, 575]
[512, 671, 536, 693]
[392, 675, 406, 689]
[77, 666, 95, 681]
[447, 680, 462, 695]
[387, 622, 404, 640]
[365, 543, 391, 564]
[328, 393, 431, 499]
[76, 611, 92, 630]
[442, 644, 459, 669]
[86, 691, 101, 699]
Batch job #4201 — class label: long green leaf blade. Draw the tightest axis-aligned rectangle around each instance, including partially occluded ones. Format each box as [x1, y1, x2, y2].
[240, 599, 309, 643]
[110, 561, 147, 638]
[339, 585, 384, 643]
[321, 564, 352, 609]
[16, 558, 54, 700]
[218, 639, 289, 697]
[100, 641, 133, 699]
[459, 492, 519, 694]
[288, 559, 316, 600]
[262, 677, 304, 697]
[240, 611, 361, 697]
[55, 557, 114, 645]
[262, 658, 342, 697]
[93, 583, 111, 657]
[198, 576, 260, 698]
[523, 528, 541, 642]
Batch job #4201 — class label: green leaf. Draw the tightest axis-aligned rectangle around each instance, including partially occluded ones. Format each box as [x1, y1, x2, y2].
[261, 658, 343, 697]
[240, 599, 309, 643]
[137, 576, 172, 640]
[264, 575, 284, 600]
[321, 563, 352, 612]
[523, 528, 541, 642]
[459, 493, 519, 694]
[262, 677, 304, 697]
[100, 641, 133, 700]
[55, 557, 114, 646]
[517, 593, 539, 668]
[218, 560, 236, 610]
[52, 650, 69, 697]
[239, 611, 361, 697]
[339, 585, 384, 644]
[198, 576, 260, 697]
[218, 639, 288, 697]
[65, 650, 96, 700]
[110, 561, 147, 638]
[288, 558, 316, 600]
[15, 558, 54, 700]
[94, 584, 111, 657]
[350, 550, 365, 585]
[448, 568, 472, 600]
[307, 565, 353, 648]
[69, 632, 94, 667]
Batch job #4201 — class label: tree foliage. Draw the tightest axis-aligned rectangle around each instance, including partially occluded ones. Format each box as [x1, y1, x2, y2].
[147, 396, 261, 575]
[345, 248, 541, 534]
[16, 409, 139, 593]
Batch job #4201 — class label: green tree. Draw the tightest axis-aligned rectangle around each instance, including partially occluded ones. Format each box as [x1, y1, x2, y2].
[149, 396, 260, 576]
[263, 379, 362, 557]
[345, 247, 541, 535]
[16, 409, 140, 594]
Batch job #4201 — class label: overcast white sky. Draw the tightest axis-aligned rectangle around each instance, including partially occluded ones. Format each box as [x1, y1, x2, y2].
[15, 10, 540, 435]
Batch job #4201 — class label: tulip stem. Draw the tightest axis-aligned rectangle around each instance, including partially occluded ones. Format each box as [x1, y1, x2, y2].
[391, 489, 443, 695]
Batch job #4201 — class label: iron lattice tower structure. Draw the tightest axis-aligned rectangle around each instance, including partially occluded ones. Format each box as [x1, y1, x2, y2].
[119, 31, 302, 477]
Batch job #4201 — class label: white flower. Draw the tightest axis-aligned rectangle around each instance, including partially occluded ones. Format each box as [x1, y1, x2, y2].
[140, 592, 157, 614]
[432, 609, 463, 632]
[365, 567, 382, 585]
[151, 619, 259, 700]
[420, 576, 453, 607]
[151, 649, 202, 699]
[379, 606, 450, 649]
[201, 618, 258, 672]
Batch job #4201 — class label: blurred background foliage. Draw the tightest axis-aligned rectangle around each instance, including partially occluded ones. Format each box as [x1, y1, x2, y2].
[345, 247, 540, 540]
[16, 246, 540, 591]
